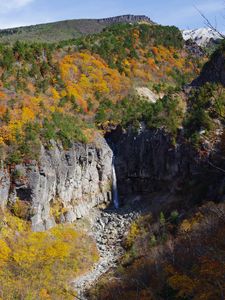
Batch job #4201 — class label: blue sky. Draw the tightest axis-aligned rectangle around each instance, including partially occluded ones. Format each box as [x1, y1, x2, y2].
[0, 0, 224, 31]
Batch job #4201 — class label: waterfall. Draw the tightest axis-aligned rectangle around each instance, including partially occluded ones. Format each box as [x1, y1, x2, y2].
[112, 158, 119, 209]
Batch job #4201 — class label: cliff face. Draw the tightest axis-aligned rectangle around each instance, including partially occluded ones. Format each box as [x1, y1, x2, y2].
[184, 39, 205, 57]
[0, 135, 113, 231]
[192, 46, 225, 87]
[97, 15, 154, 24]
[1, 126, 223, 231]
[106, 126, 214, 201]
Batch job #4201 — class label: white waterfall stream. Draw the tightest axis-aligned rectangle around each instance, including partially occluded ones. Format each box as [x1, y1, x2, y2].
[112, 159, 119, 209]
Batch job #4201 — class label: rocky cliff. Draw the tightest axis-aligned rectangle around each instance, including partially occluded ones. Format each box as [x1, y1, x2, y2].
[97, 15, 154, 24]
[106, 125, 221, 204]
[1, 125, 223, 232]
[192, 45, 225, 87]
[0, 134, 113, 231]
[184, 39, 205, 57]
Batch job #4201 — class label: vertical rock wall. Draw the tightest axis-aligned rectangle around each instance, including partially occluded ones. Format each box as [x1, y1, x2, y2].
[0, 134, 113, 231]
[106, 126, 204, 199]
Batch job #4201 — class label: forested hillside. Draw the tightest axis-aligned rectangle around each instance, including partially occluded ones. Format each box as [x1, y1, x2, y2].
[0, 23, 204, 164]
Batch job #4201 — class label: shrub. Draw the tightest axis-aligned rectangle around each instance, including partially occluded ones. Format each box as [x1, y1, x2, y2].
[10, 199, 31, 220]
[183, 83, 223, 141]
[0, 212, 99, 300]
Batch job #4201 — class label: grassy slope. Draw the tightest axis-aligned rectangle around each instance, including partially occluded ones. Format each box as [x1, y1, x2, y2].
[0, 19, 107, 43]
[0, 16, 154, 44]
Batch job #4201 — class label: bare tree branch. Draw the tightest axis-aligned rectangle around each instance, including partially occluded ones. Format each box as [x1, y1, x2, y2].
[194, 5, 225, 39]
[207, 160, 225, 173]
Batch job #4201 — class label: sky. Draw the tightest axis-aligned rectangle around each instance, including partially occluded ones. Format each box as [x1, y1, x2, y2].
[0, 0, 224, 31]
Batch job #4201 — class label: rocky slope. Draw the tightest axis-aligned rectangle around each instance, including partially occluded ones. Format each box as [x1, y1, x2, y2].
[184, 39, 205, 57]
[73, 208, 140, 299]
[0, 134, 113, 231]
[193, 45, 225, 86]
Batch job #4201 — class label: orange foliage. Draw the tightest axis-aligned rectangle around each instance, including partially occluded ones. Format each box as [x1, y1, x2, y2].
[59, 52, 130, 111]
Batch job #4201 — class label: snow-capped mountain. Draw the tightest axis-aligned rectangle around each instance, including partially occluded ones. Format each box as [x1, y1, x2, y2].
[182, 28, 223, 47]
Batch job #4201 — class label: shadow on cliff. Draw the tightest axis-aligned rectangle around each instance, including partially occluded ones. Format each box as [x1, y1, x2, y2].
[104, 124, 225, 218]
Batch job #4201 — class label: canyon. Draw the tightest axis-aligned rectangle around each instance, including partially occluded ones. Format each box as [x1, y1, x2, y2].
[0, 14, 224, 299]
[0, 127, 200, 231]
[0, 124, 223, 298]
[0, 123, 222, 232]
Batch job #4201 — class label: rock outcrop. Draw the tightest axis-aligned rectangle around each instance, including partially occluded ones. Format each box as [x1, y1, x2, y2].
[192, 46, 225, 87]
[0, 166, 10, 208]
[97, 15, 154, 25]
[0, 134, 113, 231]
[106, 126, 211, 202]
[184, 39, 205, 57]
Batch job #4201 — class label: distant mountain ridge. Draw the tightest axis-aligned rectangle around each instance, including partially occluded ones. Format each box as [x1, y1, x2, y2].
[182, 27, 222, 47]
[0, 14, 154, 43]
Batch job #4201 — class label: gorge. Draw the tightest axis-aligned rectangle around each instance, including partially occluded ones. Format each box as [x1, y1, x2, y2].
[1, 122, 224, 299]
[0, 126, 214, 231]
[0, 11, 224, 300]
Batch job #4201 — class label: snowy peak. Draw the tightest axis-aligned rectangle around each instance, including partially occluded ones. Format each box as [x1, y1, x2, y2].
[182, 28, 222, 47]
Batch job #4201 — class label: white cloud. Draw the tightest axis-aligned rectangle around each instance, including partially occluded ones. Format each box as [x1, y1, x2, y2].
[0, 0, 34, 12]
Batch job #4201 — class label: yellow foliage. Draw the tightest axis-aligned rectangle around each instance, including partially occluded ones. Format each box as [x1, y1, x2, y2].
[11, 199, 30, 219]
[180, 212, 204, 232]
[39, 289, 51, 300]
[125, 222, 140, 248]
[0, 239, 10, 267]
[2, 213, 28, 236]
[0, 136, 4, 144]
[60, 89, 67, 98]
[168, 274, 195, 298]
[51, 87, 60, 100]
[0, 212, 99, 300]
[22, 107, 35, 123]
[59, 52, 130, 112]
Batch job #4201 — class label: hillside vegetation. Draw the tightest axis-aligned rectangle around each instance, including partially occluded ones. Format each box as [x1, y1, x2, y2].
[0, 23, 204, 164]
[88, 201, 225, 300]
[0, 209, 98, 299]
